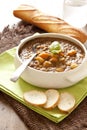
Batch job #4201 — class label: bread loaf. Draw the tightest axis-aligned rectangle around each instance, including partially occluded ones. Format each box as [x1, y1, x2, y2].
[13, 4, 87, 43]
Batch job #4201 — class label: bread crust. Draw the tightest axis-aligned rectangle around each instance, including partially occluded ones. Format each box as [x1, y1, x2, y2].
[13, 4, 87, 43]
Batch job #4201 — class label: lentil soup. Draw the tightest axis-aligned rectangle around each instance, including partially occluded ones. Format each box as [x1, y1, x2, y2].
[19, 37, 85, 72]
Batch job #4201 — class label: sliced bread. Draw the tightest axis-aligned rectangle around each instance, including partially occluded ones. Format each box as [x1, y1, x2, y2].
[43, 89, 59, 109]
[24, 90, 47, 106]
[58, 92, 75, 112]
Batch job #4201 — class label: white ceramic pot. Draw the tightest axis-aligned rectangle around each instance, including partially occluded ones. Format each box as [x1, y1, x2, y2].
[14, 33, 87, 88]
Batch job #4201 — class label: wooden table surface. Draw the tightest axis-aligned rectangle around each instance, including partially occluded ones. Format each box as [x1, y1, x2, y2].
[0, 94, 28, 130]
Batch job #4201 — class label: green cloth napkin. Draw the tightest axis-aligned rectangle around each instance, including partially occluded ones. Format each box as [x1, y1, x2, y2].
[0, 48, 87, 123]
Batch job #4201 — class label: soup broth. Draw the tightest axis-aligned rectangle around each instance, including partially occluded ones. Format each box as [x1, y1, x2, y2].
[19, 37, 85, 72]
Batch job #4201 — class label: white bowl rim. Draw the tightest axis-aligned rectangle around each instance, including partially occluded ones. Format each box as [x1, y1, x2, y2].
[16, 33, 87, 75]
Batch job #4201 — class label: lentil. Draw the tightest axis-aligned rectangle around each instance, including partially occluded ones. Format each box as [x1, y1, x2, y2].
[19, 37, 85, 72]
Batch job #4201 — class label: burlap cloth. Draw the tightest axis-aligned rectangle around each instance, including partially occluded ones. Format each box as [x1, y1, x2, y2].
[0, 21, 87, 130]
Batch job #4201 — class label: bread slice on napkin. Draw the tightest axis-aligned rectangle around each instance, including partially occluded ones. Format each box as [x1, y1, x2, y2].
[43, 89, 59, 109]
[58, 92, 76, 112]
[24, 90, 47, 106]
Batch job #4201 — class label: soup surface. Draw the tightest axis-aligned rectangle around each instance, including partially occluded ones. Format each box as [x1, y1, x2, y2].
[19, 37, 85, 72]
